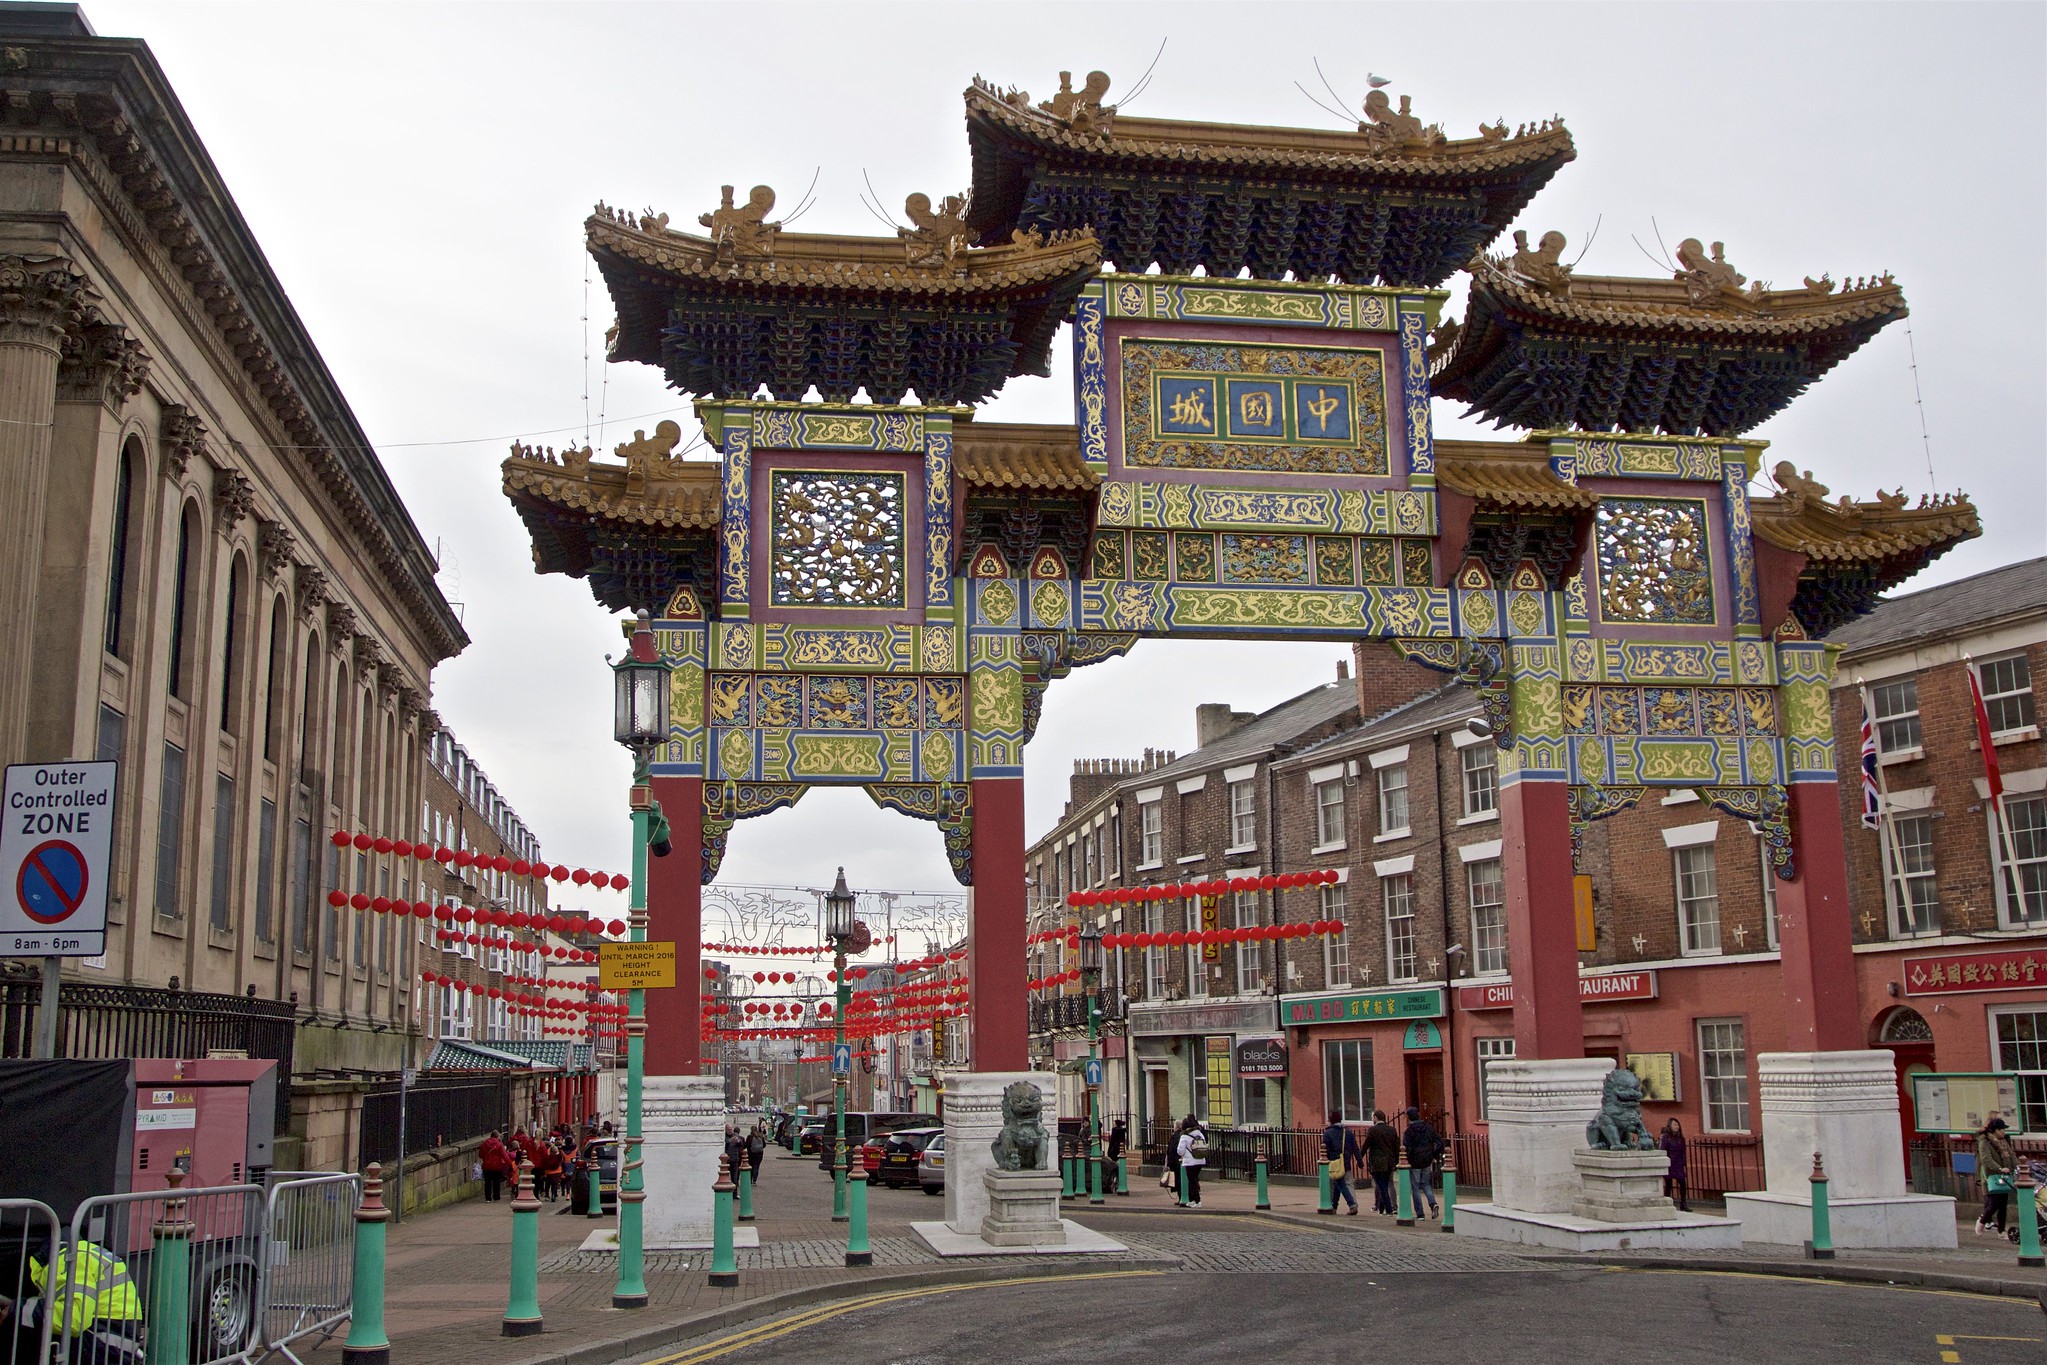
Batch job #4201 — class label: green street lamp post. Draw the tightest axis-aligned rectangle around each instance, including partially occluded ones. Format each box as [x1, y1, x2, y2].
[611, 612, 672, 1311]
[825, 868, 857, 1224]
[1080, 925, 1105, 1206]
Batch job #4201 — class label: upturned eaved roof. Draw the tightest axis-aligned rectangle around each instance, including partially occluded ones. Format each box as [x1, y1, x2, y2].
[1822, 556, 2043, 657]
[588, 205, 1101, 405]
[953, 421, 1098, 491]
[962, 76, 1573, 286]
[1434, 254, 1908, 435]
[425, 1039, 553, 1072]
[1434, 439, 1600, 511]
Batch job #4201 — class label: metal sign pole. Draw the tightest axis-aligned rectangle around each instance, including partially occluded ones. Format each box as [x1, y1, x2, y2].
[395, 1066, 413, 1224]
[32, 954, 59, 1058]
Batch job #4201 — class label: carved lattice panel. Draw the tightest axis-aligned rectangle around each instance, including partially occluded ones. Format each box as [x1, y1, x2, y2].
[1593, 497, 1715, 625]
[768, 470, 906, 607]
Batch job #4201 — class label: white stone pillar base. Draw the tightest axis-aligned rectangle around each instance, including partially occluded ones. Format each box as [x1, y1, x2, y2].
[639, 1074, 726, 1249]
[981, 1170, 1067, 1246]
[1485, 1057, 1615, 1215]
[940, 1070, 1057, 1238]
[1724, 1050, 1956, 1249]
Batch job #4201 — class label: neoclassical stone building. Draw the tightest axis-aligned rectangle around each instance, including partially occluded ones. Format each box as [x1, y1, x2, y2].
[0, 7, 465, 1072]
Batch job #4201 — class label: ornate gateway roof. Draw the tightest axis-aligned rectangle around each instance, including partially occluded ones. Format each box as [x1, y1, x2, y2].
[962, 74, 1574, 287]
[589, 198, 1100, 405]
[1432, 234, 1908, 435]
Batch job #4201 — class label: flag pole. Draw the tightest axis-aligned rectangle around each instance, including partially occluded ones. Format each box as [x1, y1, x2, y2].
[1964, 654, 2028, 922]
[1858, 679, 1917, 933]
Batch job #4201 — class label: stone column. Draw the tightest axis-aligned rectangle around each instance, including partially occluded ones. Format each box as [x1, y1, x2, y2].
[942, 1069, 1055, 1238]
[0, 256, 90, 765]
[1772, 781, 1862, 1053]
[1482, 1056, 1612, 1214]
[638, 1071, 725, 1248]
[1499, 775, 1585, 1059]
[645, 775, 704, 1077]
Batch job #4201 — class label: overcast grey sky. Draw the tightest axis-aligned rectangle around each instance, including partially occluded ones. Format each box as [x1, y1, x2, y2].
[90, 1, 2046, 921]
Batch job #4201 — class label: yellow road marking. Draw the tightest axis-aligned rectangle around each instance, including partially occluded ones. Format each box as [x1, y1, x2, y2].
[642, 1268, 1166, 1365]
[1600, 1266, 2032, 1306]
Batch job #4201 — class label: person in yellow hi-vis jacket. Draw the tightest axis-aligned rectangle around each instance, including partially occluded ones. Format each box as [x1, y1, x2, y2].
[0, 1239, 145, 1364]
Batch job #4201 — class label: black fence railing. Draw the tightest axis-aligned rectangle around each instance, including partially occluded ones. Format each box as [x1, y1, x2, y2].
[1135, 1121, 1325, 1179]
[358, 1074, 514, 1169]
[1027, 992, 1127, 1033]
[1908, 1133, 2047, 1204]
[0, 977, 297, 1134]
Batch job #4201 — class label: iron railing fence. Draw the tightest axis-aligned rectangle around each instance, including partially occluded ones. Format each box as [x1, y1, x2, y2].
[0, 979, 296, 1135]
[357, 1074, 512, 1169]
[259, 1174, 359, 1363]
[68, 1183, 265, 1365]
[1908, 1133, 2047, 1205]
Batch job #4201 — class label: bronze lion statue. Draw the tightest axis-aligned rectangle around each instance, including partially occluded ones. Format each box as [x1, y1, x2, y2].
[989, 1081, 1049, 1172]
[1586, 1066, 1658, 1151]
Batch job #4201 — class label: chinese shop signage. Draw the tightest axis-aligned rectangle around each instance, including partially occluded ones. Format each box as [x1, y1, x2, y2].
[1457, 971, 1658, 1011]
[1902, 949, 2045, 997]
[1281, 988, 1444, 1026]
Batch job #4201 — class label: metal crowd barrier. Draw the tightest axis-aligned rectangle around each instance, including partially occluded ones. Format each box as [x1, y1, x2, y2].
[0, 1197, 62, 1365]
[256, 1175, 359, 1365]
[66, 1182, 264, 1365]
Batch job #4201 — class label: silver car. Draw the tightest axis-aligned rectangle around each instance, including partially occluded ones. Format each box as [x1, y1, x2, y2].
[917, 1132, 945, 1194]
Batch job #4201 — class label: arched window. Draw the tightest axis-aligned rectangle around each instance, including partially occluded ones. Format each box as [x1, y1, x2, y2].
[219, 554, 248, 733]
[167, 502, 200, 700]
[298, 633, 321, 773]
[103, 439, 139, 658]
[263, 597, 287, 763]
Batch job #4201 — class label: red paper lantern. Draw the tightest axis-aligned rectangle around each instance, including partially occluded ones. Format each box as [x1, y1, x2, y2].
[330, 830, 351, 847]
[553, 867, 572, 883]
[346, 893, 367, 910]
[609, 873, 629, 891]
[326, 890, 346, 907]
[608, 919, 626, 936]
[511, 859, 531, 877]
[434, 846, 454, 864]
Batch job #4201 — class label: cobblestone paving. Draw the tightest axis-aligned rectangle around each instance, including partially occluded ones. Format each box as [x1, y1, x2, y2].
[539, 1236, 1159, 1274]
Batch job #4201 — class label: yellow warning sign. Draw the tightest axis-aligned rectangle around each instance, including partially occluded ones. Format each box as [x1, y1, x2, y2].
[599, 940, 676, 990]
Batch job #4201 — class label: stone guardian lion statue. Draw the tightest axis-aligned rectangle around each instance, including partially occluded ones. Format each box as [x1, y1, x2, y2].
[989, 1081, 1050, 1172]
[1585, 1066, 1659, 1151]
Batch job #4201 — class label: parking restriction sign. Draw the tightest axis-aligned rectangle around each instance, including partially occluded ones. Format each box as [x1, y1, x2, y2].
[0, 761, 115, 956]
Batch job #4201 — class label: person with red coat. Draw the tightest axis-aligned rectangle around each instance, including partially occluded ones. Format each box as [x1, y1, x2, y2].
[479, 1129, 512, 1203]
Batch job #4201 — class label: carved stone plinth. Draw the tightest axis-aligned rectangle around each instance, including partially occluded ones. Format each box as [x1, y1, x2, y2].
[1571, 1148, 1672, 1222]
[1485, 1057, 1615, 1215]
[638, 1073, 725, 1248]
[980, 1170, 1067, 1247]
[940, 1070, 1057, 1238]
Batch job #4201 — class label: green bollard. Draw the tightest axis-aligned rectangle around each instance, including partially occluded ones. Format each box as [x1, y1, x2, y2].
[341, 1163, 391, 1365]
[846, 1167, 873, 1267]
[738, 1166, 755, 1223]
[2015, 1168, 2042, 1268]
[1317, 1152, 1333, 1214]
[1089, 1151, 1105, 1205]
[1807, 1151, 1834, 1260]
[1441, 1151, 1458, 1234]
[1176, 1162, 1189, 1207]
[1116, 1155, 1129, 1196]
[1062, 1141, 1076, 1198]
[144, 1168, 194, 1365]
[502, 1157, 543, 1337]
[709, 1155, 739, 1287]
[1396, 1148, 1416, 1226]
[1255, 1151, 1270, 1211]
[587, 1160, 603, 1220]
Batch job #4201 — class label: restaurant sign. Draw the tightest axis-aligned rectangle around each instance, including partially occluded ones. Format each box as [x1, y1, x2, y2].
[1280, 988, 1444, 1027]
[1457, 971, 1658, 1011]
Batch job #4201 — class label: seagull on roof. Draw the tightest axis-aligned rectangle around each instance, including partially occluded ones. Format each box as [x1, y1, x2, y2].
[1367, 73, 1392, 88]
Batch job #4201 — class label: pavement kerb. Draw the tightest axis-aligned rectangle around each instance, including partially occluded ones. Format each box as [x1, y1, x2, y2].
[1580, 1253, 2047, 1303]
[496, 1253, 1185, 1365]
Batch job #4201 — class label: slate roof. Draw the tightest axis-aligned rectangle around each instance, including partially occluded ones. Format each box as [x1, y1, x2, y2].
[1825, 556, 2047, 657]
[1280, 683, 1480, 767]
[481, 1040, 582, 1072]
[1133, 680, 1360, 789]
[424, 1040, 546, 1072]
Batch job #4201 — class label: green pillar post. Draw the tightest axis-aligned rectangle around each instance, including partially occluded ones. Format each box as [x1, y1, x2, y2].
[612, 791, 652, 1310]
[1317, 1151, 1333, 1214]
[1116, 1155, 1129, 1196]
[1441, 1149, 1458, 1234]
[846, 1167, 873, 1267]
[1086, 987, 1105, 1205]
[1807, 1151, 1834, 1260]
[340, 1164, 391, 1365]
[1396, 1146, 1416, 1226]
[709, 1155, 739, 1287]
[1176, 1161, 1189, 1207]
[737, 1165, 755, 1222]
[1061, 1139, 1076, 1198]
[587, 1160, 603, 1220]
[1254, 1147, 1270, 1212]
[2016, 1168, 2043, 1268]
[502, 1157, 543, 1337]
[143, 1169, 194, 1365]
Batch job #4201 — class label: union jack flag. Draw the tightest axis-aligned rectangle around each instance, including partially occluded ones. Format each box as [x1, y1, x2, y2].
[1859, 695, 1882, 830]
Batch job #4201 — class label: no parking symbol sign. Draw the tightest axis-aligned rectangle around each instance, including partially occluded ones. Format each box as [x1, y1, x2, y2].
[0, 761, 114, 956]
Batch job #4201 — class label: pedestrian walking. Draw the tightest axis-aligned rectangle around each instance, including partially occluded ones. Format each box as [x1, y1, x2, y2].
[748, 1122, 767, 1183]
[1401, 1107, 1444, 1218]
[1159, 1118, 1185, 1196]
[1975, 1114, 2019, 1234]
[1322, 1113, 1361, 1214]
[480, 1129, 512, 1203]
[1106, 1118, 1128, 1169]
[1659, 1118, 1690, 1211]
[1175, 1115, 1209, 1208]
[1364, 1111, 1400, 1214]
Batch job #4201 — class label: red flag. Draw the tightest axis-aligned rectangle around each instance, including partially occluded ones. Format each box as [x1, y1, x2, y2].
[1968, 665, 2004, 802]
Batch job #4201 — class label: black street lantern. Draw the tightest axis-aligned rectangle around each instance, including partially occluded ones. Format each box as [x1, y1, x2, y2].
[824, 867, 857, 945]
[1079, 925, 1104, 984]
[611, 612, 670, 751]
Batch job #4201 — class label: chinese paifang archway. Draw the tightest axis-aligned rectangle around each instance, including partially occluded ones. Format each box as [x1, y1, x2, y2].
[502, 73, 1978, 1083]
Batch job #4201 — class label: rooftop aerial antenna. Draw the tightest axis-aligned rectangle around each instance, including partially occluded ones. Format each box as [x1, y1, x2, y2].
[1119, 36, 1169, 109]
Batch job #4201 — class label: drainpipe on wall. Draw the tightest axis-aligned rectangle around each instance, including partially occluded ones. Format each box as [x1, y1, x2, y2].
[1433, 727, 1461, 1135]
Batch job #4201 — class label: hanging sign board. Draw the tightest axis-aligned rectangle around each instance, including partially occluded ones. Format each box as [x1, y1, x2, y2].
[599, 941, 676, 990]
[0, 760, 115, 957]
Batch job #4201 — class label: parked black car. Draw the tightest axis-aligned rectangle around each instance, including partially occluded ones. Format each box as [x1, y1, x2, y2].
[569, 1138, 619, 1213]
[873, 1127, 943, 1189]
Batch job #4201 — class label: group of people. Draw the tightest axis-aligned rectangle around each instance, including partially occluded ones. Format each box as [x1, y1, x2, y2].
[478, 1120, 613, 1203]
[722, 1120, 770, 1193]
[1321, 1108, 1446, 1217]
